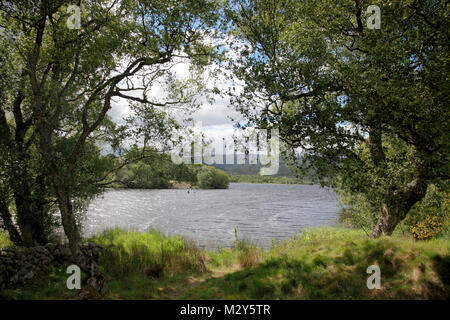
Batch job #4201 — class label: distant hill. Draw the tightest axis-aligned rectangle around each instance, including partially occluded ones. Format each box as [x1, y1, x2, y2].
[181, 153, 314, 177]
[209, 154, 296, 176]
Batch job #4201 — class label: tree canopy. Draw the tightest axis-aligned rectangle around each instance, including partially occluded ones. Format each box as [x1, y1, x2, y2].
[0, 0, 223, 260]
[0, 0, 448, 259]
[226, 0, 449, 236]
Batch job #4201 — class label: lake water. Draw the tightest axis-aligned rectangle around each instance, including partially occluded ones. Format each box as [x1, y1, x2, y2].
[84, 183, 340, 248]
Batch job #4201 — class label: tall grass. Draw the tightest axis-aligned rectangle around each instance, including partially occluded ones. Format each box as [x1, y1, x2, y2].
[258, 227, 450, 299]
[232, 228, 261, 267]
[190, 227, 449, 299]
[91, 228, 206, 278]
[2, 227, 448, 299]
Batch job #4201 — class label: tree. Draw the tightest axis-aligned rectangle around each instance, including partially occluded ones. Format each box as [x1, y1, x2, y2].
[0, 0, 222, 261]
[115, 149, 177, 189]
[227, 0, 449, 236]
[197, 166, 229, 189]
[0, 28, 56, 246]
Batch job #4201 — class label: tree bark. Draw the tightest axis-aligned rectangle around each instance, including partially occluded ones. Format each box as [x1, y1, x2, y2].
[54, 180, 101, 276]
[13, 180, 36, 246]
[53, 177, 82, 255]
[0, 195, 23, 246]
[371, 177, 428, 237]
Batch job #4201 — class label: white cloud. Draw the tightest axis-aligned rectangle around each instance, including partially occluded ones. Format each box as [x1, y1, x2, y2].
[107, 34, 250, 149]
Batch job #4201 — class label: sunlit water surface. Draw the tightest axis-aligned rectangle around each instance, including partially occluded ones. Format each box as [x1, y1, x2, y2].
[85, 183, 339, 248]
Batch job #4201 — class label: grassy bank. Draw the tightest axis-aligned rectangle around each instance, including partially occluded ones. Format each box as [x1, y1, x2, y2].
[1, 227, 449, 299]
[229, 174, 313, 185]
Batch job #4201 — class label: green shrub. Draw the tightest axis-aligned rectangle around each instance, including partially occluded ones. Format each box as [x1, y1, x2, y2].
[404, 185, 449, 239]
[338, 184, 450, 239]
[113, 150, 204, 189]
[197, 167, 229, 189]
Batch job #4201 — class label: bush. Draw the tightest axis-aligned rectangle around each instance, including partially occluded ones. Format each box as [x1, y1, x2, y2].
[338, 191, 379, 232]
[404, 185, 449, 239]
[114, 151, 203, 189]
[197, 167, 229, 189]
[338, 183, 450, 239]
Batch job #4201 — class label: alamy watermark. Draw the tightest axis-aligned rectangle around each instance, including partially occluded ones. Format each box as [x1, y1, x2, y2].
[366, 265, 381, 289]
[66, 5, 81, 30]
[366, 5, 381, 30]
[170, 121, 280, 175]
[60, 3, 380, 31]
[66, 264, 81, 290]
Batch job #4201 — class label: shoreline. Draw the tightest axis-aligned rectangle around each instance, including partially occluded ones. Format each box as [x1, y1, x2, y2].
[108, 181, 319, 190]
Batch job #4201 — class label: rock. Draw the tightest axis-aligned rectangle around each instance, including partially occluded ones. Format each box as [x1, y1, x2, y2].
[35, 246, 46, 253]
[62, 246, 72, 257]
[23, 262, 33, 270]
[0, 243, 103, 291]
[24, 270, 34, 280]
[10, 273, 19, 284]
[79, 273, 107, 300]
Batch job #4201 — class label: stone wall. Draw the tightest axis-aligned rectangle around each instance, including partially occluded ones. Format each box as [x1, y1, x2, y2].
[0, 242, 103, 289]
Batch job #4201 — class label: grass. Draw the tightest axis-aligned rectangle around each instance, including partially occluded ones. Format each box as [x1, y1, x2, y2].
[91, 228, 207, 278]
[1, 227, 449, 300]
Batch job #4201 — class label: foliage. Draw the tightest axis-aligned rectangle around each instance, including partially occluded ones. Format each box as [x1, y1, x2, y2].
[0, 0, 223, 247]
[338, 191, 379, 233]
[337, 136, 426, 232]
[211, 158, 300, 176]
[197, 166, 230, 189]
[339, 183, 450, 240]
[225, 0, 450, 236]
[404, 185, 450, 239]
[409, 215, 447, 240]
[229, 174, 311, 185]
[114, 151, 178, 189]
[112, 148, 230, 189]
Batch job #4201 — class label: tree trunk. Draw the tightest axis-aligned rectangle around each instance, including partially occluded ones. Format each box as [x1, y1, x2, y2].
[53, 178, 82, 256]
[55, 182, 101, 276]
[13, 175, 50, 246]
[0, 196, 23, 246]
[34, 101, 89, 271]
[13, 186, 35, 246]
[371, 177, 428, 237]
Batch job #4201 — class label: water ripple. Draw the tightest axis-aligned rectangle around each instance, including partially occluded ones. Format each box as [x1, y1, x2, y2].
[84, 183, 339, 248]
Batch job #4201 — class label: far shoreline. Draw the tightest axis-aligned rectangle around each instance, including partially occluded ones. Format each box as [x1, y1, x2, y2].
[107, 180, 318, 191]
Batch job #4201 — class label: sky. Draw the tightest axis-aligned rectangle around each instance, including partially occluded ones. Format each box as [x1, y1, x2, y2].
[107, 57, 248, 155]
